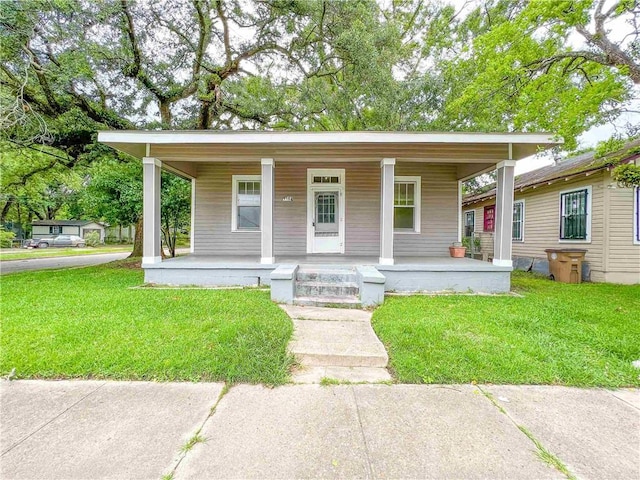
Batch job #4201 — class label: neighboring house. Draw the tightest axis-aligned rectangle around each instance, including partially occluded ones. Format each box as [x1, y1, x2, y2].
[98, 131, 559, 305]
[463, 140, 640, 284]
[31, 220, 107, 242]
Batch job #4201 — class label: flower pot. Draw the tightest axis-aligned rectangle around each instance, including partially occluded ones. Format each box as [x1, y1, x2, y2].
[449, 246, 466, 258]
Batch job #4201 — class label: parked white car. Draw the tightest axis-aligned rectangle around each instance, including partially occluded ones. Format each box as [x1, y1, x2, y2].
[24, 235, 86, 248]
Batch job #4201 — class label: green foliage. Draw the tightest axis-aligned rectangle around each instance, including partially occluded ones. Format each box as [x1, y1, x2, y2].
[84, 230, 100, 247]
[612, 163, 640, 188]
[161, 173, 191, 257]
[0, 228, 16, 247]
[461, 236, 481, 251]
[81, 160, 142, 227]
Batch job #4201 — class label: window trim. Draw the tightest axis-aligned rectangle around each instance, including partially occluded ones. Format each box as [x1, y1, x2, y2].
[634, 186, 640, 245]
[483, 205, 495, 232]
[393, 176, 421, 234]
[558, 185, 592, 243]
[231, 174, 261, 232]
[512, 199, 525, 242]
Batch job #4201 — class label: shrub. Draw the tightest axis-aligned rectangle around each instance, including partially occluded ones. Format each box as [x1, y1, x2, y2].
[84, 231, 101, 247]
[0, 229, 16, 248]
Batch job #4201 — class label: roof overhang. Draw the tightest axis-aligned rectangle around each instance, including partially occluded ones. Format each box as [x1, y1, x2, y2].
[98, 130, 562, 180]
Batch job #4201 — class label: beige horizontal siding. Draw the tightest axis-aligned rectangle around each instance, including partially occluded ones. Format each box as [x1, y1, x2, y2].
[602, 174, 640, 280]
[395, 163, 459, 256]
[194, 163, 261, 255]
[273, 162, 381, 256]
[194, 161, 460, 258]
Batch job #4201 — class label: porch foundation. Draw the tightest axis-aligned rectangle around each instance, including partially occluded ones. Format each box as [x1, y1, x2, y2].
[143, 256, 512, 299]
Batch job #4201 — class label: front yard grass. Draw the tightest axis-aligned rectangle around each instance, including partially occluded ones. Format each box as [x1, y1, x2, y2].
[0, 260, 293, 384]
[373, 271, 640, 387]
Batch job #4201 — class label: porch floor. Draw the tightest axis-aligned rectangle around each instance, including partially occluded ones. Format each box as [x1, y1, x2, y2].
[148, 255, 511, 272]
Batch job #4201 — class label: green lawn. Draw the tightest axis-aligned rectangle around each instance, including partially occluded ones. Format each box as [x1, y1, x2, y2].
[0, 245, 132, 261]
[0, 261, 294, 384]
[372, 271, 640, 387]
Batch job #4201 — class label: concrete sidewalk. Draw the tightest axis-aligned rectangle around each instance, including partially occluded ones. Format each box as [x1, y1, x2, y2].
[1, 380, 638, 480]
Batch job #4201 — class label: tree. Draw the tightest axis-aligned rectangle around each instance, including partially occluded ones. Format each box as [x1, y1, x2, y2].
[80, 159, 144, 255]
[161, 174, 191, 258]
[81, 159, 191, 258]
[436, 0, 639, 150]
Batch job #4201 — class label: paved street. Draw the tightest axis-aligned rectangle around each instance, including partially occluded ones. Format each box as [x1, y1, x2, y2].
[1, 380, 638, 479]
[0, 252, 130, 274]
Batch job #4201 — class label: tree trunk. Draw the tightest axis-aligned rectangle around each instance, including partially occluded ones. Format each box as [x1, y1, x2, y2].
[0, 200, 12, 223]
[130, 217, 143, 258]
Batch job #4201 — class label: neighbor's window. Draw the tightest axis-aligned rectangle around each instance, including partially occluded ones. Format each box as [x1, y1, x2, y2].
[464, 210, 475, 237]
[49, 226, 60, 234]
[512, 200, 524, 242]
[394, 176, 421, 233]
[634, 187, 639, 244]
[560, 187, 591, 241]
[484, 205, 495, 232]
[232, 175, 261, 231]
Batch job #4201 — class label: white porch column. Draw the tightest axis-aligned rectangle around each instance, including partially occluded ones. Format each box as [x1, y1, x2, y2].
[142, 157, 162, 265]
[380, 158, 396, 265]
[190, 178, 196, 254]
[493, 159, 517, 267]
[260, 158, 275, 264]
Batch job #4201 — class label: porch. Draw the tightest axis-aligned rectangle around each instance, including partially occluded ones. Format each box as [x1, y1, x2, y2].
[97, 130, 560, 304]
[144, 255, 512, 306]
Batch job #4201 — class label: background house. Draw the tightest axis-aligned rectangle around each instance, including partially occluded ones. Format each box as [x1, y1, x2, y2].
[31, 220, 106, 243]
[463, 140, 640, 284]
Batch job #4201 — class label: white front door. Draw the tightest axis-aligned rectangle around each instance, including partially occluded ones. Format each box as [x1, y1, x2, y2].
[307, 169, 345, 254]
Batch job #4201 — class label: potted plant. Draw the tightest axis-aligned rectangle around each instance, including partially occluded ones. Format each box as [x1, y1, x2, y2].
[449, 242, 467, 258]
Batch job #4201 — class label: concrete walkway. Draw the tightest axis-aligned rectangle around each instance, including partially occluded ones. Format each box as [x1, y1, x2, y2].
[282, 305, 392, 383]
[1, 380, 638, 480]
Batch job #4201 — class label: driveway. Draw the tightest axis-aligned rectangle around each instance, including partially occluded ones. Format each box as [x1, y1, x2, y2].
[1, 380, 638, 479]
[0, 252, 130, 274]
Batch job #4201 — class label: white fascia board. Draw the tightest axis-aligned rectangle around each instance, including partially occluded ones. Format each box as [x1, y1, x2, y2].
[98, 130, 561, 146]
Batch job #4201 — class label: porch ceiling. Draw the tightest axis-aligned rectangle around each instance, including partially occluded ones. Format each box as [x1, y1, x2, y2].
[99, 130, 561, 164]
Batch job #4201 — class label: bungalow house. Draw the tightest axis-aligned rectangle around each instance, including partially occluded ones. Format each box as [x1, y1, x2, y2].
[462, 139, 640, 284]
[98, 131, 560, 305]
[31, 220, 106, 242]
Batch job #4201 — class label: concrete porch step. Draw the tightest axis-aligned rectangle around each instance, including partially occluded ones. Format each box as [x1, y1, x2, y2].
[295, 281, 359, 298]
[293, 296, 362, 309]
[296, 267, 358, 283]
[288, 319, 388, 368]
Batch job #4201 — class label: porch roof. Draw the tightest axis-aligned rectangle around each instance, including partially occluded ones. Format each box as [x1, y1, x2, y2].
[99, 130, 559, 160]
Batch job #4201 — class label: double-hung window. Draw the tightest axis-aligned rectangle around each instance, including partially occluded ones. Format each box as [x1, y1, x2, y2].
[393, 176, 421, 233]
[49, 226, 60, 235]
[512, 200, 524, 242]
[560, 187, 591, 241]
[232, 175, 261, 231]
[464, 210, 475, 237]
